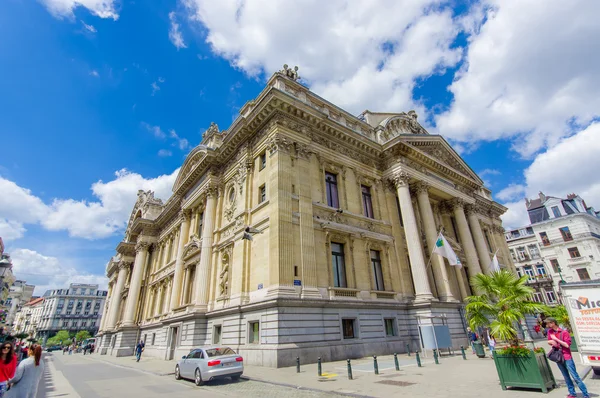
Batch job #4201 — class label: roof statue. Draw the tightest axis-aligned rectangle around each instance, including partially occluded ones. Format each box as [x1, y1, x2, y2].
[280, 64, 300, 81]
[204, 122, 219, 138]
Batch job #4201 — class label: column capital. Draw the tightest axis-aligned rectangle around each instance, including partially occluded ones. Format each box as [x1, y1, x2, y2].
[179, 209, 192, 222]
[450, 198, 466, 210]
[118, 261, 132, 270]
[411, 181, 430, 196]
[296, 143, 314, 159]
[135, 241, 151, 253]
[491, 224, 505, 234]
[204, 185, 218, 199]
[267, 134, 293, 156]
[389, 171, 411, 189]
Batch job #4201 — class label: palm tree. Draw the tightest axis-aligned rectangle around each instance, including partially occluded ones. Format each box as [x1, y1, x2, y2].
[465, 270, 545, 345]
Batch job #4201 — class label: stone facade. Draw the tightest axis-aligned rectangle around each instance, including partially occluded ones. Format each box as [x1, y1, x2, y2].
[97, 66, 514, 367]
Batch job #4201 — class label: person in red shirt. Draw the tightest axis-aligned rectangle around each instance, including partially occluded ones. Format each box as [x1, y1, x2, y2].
[0, 342, 17, 397]
[546, 317, 590, 398]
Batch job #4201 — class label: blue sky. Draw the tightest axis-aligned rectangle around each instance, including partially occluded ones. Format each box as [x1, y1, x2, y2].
[1, 0, 599, 294]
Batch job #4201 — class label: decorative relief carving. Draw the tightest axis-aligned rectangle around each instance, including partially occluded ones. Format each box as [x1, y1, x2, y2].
[295, 143, 313, 159]
[267, 135, 294, 156]
[412, 181, 430, 195]
[279, 64, 300, 81]
[219, 249, 232, 296]
[450, 198, 465, 209]
[390, 171, 411, 189]
[118, 261, 133, 270]
[135, 241, 150, 253]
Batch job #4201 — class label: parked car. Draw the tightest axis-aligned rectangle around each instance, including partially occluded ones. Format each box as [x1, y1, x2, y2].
[46, 345, 62, 352]
[175, 346, 243, 386]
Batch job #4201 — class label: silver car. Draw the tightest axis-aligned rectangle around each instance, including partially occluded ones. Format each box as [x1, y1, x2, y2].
[175, 346, 244, 386]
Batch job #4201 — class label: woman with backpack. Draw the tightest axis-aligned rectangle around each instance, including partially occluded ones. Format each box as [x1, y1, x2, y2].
[7, 344, 45, 398]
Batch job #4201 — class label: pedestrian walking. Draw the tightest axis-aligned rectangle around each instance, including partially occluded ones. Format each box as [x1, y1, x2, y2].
[135, 340, 145, 362]
[6, 344, 44, 398]
[0, 343, 17, 397]
[467, 327, 477, 354]
[488, 335, 496, 354]
[546, 317, 590, 398]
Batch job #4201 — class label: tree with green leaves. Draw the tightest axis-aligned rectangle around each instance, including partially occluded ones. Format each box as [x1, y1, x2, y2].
[47, 330, 72, 347]
[76, 330, 91, 342]
[544, 304, 571, 331]
[465, 270, 545, 345]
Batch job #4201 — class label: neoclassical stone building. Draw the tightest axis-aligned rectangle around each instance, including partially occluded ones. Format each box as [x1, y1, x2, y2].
[97, 66, 514, 367]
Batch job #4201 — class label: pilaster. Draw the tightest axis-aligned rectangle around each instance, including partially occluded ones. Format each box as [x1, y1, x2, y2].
[170, 210, 192, 310]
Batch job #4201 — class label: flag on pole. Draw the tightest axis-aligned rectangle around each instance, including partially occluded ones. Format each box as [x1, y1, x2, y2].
[433, 233, 462, 268]
[489, 251, 501, 273]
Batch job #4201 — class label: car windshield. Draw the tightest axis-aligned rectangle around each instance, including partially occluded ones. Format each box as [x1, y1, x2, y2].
[205, 347, 236, 357]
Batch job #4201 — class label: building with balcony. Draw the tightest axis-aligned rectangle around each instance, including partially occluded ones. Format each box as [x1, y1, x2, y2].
[97, 65, 514, 367]
[5, 280, 35, 331]
[506, 192, 600, 305]
[12, 297, 44, 337]
[0, 251, 17, 333]
[36, 283, 107, 343]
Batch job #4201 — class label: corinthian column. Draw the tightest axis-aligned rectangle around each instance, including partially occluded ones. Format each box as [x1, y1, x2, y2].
[121, 242, 150, 327]
[105, 262, 130, 330]
[391, 172, 433, 301]
[466, 205, 492, 274]
[451, 199, 483, 280]
[414, 182, 455, 301]
[170, 210, 192, 310]
[193, 187, 217, 310]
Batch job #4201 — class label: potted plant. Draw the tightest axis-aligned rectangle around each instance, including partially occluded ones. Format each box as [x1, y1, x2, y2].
[466, 270, 557, 393]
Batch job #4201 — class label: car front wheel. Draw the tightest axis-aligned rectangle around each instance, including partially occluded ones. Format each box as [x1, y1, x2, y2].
[194, 368, 203, 386]
[175, 365, 181, 380]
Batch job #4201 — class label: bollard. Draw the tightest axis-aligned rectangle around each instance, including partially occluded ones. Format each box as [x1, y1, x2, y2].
[373, 355, 379, 375]
[406, 343, 411, 356]
[433, 349, 439, 365]
[416, 351, 422, 367]
[296, 357, 300, 373]
[347, 359, 353, 380]
[460, 346, 466, 360]
[394, 353, 400, 371]
[317, 357, 322, 376]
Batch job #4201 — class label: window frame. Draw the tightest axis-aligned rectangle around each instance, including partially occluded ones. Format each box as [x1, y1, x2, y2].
[341, 318, 356, 340]
[568, 247, 581, 258]
[384, 318, 396, 337]
[545, 290, 557, 303]
[259, 152, 266, 171]
[325, 172, 340, 208]
[551, 206, 561, 218]
[213, 325, 222, 345]
[539, 232, 550, 246]
[259, 184, 266, 204]
[248, 321, 260, 344]
[361, 185, 374, 218]
[550, 259, 560, 273]
[331, 242, 347, 288]
[370, 249, 385, 291]
[576, 268, 591, 281]
[559, 226, 573, 242]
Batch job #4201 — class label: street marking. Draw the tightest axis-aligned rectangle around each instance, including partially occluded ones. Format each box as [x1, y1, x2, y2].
[319, 372, 338, 378]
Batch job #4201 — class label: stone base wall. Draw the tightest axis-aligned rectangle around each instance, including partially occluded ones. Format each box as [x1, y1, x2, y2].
[104, 299, 468, 367]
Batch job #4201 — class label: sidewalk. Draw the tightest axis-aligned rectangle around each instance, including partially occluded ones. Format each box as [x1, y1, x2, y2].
[82, 350, 598, 398]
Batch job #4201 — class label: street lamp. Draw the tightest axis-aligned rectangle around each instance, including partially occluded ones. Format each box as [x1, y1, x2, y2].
[0, 258, 11, 277]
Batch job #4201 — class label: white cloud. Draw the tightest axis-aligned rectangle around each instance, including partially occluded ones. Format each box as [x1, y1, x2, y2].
[500, 122, 600, 229]
[89, 70, 99, 77]
[168, 11, 187, 50]
[495, 183, 526, 202]
[478, 168, 501, 187]
[40, 0, 119, 20]
[142, 122, 166, 138]
[169, 129, 190, 151]
[151, 81, 161, 96]
[82, 21, 97, 32]
[10, 249, 107, 296]
[436, 0, 600, 157]
[158, 149, 172, 157]
[184, 0, 461, 115]
[0, 169, 178, 241]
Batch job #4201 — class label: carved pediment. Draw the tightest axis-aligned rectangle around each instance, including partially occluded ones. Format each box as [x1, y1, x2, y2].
[173, 146, 210, 193]
[402, 138, 483, 185]
[182, 235, 202, 258]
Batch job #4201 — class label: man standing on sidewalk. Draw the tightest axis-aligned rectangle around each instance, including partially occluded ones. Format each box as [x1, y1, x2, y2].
[135, 340, 145, 362]
[546, 317, 590, 398]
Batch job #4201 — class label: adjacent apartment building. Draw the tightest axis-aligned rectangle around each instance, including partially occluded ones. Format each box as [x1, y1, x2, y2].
[97, 65, 514, 367]
[506, 192, 600, 305]
[5, 280, 35, 331]
[36, 283, 107, 343]
[12, 297, 44, 337]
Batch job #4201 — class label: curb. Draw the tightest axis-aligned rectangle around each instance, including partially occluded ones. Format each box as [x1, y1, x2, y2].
[240, 374, 373, 398]
[77, 354, 175, 377]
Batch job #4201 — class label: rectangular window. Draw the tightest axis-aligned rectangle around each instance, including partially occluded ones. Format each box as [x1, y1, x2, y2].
[151, 333, 156, 345]
[536, 264, 546, 276]
[517, 247, 528, 261]
[551, 206, 561, 218]
[568, 247, 581, 258]
[361, 185, 374, 218]
[545, 291, 557, 303]
[331, 243, 347, 288]
[325, 172, 340, 208]
[484, 231, 493, 252]
[528, 244, 540, 259]
[550, 259, 560, 273]
[259, 152, 266, 170]
[371, 250, 384, 291]
[524, 266, 535, 280]
[248, 321, 260, 344]
[532, 292, 543, 303]
[577, 268, 590, 281]
[198, 212, 204, 236]
[539, 232, 550, 246]
[342, 319, 355, 339]
[384, 318, 396, 337]
[213, 325, 222, 344]
[259, 185, 266, 203]
[510, 249, 517, 262]
[560, 227, 573, 242]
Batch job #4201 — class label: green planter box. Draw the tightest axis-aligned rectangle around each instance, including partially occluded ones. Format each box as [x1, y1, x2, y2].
[473, 341, 486, 358]
[570, 336, 578, 352]
[492, 351, 556, 393]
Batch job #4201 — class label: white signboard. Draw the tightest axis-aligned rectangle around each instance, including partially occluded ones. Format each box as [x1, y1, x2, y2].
[565, 287, 600, 352]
